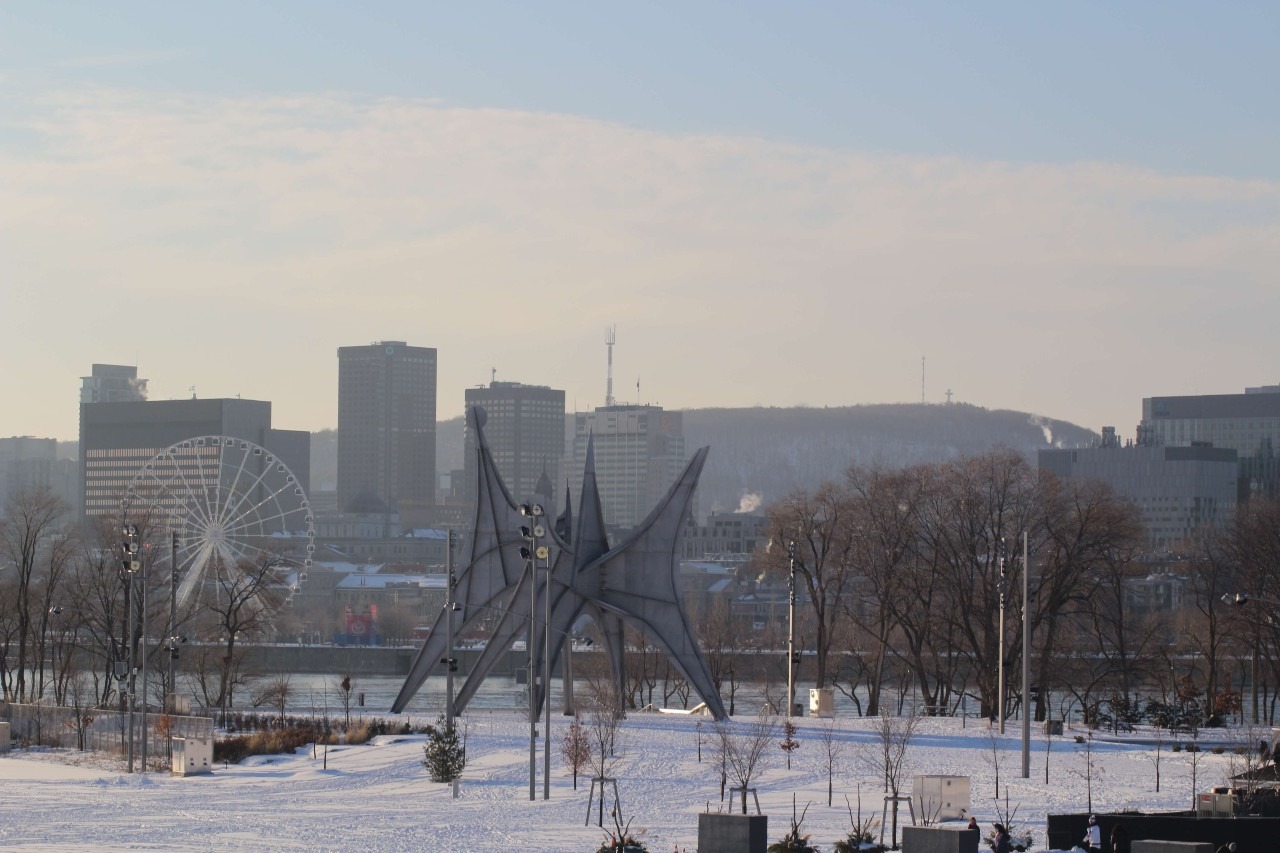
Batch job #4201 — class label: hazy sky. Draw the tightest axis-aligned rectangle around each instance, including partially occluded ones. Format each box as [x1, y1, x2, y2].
[3, 2, 1277, 441]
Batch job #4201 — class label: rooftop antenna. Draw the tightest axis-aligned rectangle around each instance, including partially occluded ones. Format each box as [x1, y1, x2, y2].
[921, 356, 926, 405]
[605, 325, 616, 406]
[636, 376, 640, 403]
[491, 366, 497, 386]
[189, 386, 197, 400]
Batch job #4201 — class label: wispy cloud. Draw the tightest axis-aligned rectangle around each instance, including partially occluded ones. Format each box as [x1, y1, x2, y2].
[51, 49, 190, 70]
[2, 87, 1277, 438]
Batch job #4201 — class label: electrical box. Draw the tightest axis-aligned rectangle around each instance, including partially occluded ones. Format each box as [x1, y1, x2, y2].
[1195, 791, 1234, 818]
[171, 736, 213, 776]
[809, 688, 835, 719]
[913, 775, 971, 822]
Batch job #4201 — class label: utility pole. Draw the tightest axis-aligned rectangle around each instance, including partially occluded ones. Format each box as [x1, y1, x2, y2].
[998, 537, 1007, 735]
[140, 548, 149, 774]
[167, 533, 179, 711]
[1021, 531, 1031, 778]
[520, 503, 547, 802]
[121, 524, 140, 773]
[444, 529, 457, 731]
[787, 540, 797, 718]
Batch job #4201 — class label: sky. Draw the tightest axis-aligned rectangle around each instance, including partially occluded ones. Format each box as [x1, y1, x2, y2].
[2, 2, 1277, 441]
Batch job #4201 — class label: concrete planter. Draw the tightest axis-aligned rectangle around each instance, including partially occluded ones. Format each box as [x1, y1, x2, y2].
[698, 812, 768, 853]
[902, 825, 980, 853]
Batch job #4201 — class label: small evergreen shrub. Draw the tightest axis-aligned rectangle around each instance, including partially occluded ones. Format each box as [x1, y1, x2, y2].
[421, 714, 465, 783]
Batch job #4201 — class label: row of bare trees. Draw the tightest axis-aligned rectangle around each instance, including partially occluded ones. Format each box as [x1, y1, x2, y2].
[750, 448, 1280, 725]
[0, 486, 292, 714]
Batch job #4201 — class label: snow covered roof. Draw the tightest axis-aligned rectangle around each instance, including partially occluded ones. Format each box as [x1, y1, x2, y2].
[335, 573, 447, 590]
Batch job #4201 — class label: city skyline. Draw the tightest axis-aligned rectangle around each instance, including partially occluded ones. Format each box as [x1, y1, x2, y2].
[3, 3, 1277, 441]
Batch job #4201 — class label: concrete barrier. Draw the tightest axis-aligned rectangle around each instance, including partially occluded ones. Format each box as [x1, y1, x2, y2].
[698, 813, 768, 853]
[903, 825, 980, 853]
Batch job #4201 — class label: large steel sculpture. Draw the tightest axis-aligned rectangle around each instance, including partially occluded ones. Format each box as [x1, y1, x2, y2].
[390, 407, 727, 720]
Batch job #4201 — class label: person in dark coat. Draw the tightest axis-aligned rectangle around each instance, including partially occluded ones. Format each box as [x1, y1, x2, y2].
[993, 823, 1012, 853]
[1110, 823, 1129, 853]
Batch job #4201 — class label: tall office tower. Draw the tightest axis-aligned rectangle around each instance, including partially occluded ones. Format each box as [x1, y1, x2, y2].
[463, 381, 565, 506]
[80, 364, 148, 404]
[1140, 386, 1280, 501]
[337, 341, 437, 520]
[79, 398, 310, 520]
[570, 404, 686, 530]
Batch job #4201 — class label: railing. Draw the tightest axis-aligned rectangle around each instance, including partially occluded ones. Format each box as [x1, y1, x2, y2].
[4, 702, 213, 753]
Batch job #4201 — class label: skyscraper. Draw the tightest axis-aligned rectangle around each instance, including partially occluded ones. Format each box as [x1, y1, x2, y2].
[463, 381, 565, 506]
[337, 341, 437, 519]
[570, 404, 686, 530]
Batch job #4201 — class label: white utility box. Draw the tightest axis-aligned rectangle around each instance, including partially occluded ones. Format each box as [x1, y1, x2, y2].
[1195, 790, 1234, 818]
[171, 736, 213, 776]
[809, 688, 835, 719]
[913, 775, 971, 822]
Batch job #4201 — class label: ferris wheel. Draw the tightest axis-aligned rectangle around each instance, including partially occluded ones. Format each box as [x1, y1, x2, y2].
[123, 435, 316, 607]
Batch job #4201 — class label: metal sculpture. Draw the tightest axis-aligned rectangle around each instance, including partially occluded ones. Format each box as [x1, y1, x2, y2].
[390, 407, 726, 720]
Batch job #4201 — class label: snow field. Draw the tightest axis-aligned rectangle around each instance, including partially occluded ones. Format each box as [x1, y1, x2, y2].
[0, 713, 1249, 852]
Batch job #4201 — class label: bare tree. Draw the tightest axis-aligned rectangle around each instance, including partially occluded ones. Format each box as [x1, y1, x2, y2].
[760, 483, 861, 689]
[915, 450, 1040, 721]
[1038, 475, 1145, 721]
[334, 674, 356, 730]
[197, 554, 290, 715]
[858, 713, 920, 848]
[1073, 733, 1102, 814]
[1185, 732, 1204, 810]
[780, 718, 800, 770]
[713, 709, 779, 814]
[701, 596, 743, 716]
[585, 697, 624, 827]
[984, 728, 1008, 799]
[561, 717, 591, 790]
[845, 466, 925, 716]
[818, 717, 845, 807]
[254, 672, 292, 724]
[0, 487, 70, 702]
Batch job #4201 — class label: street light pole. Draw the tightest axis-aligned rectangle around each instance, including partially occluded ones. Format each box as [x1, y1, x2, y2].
[997, 537, 1006, 735]
[444, 528, 457, 731]
[1021, 531, 1030, 778]
[520, 503, 547, 803]
[121, 524, 140, 773]
[140, 550, 150, 774]
[168, 533, 178, 713]
[787, 539, 797, 718]
[543, 532, 552, 802]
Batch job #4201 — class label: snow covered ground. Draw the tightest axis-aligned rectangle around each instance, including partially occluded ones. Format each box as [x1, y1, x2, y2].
[0, 711, 1255, 852]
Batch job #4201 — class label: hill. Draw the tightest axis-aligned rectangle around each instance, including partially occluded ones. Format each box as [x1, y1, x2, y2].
[421, 403, 1097, 516]
[681, 403, 1096, 513]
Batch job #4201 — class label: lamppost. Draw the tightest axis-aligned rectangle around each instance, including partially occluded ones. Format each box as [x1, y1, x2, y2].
[519, 503, 549, 802]
[997, 537, 1007, 735]
[1020, 532, 1030, 778]
[786, 539, 797, 719]
[442, 529, 459, 731]
[120, 524, 140, 773]
[41, 606, 64, 700]
[1223, 592, 1274, 724]
[166, 532, 179, 714]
